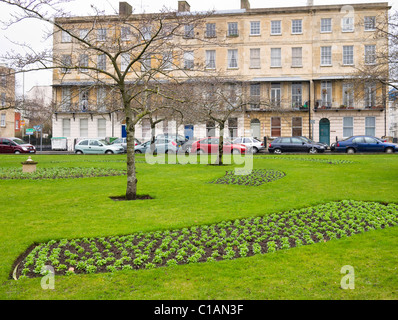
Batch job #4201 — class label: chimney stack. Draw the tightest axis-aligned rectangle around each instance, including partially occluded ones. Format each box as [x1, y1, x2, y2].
[307, 0, 314, 6]
[178, 1, 190, 12]
[241, 0, 250, 10]
[119, 2, 132, 16]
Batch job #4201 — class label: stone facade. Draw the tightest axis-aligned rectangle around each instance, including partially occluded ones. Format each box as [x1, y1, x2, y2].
[0, 64, 16, 137]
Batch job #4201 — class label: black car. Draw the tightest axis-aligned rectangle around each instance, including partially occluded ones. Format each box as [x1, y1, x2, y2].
[298, 136, 330, 150]
[268, 137, 326, 154]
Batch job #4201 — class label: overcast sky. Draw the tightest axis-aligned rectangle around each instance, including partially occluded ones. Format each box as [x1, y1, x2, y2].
[0, 0, 397, 95]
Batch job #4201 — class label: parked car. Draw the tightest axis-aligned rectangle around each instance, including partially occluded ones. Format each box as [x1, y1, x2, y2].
[74, 139, 124, 154]
[268, 137, 326, 154]
[297, 136, 330, 150]
[0, 137, 36, 154]
[180, 137, 199, 154]
[111, 137, 141, 152]
[190, 137, 247, 154]
[156, 134, 187, 146]
[232, 137, 265, 153]
[134, 138, 180, 154]
[331, 136, 397, 153]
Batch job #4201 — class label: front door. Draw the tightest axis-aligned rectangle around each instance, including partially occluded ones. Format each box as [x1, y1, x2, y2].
[319, 118, 330, 145]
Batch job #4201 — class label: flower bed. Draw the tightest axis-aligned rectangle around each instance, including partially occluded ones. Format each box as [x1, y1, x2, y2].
[209, 169, 286, 186]
[13, 200, 398, 279]
[0, 167, 127, 180]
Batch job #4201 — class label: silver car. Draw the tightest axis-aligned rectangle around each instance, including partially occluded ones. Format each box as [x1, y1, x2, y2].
[134, 138, 179, 154]
[75, 139, 124, 154]
[233, 137, 265, 154]
[111, 138, 141, 152]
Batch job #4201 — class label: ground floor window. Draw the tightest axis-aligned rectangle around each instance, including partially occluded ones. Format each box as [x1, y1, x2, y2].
[365, 117, 376, 136]
[271, 117, 281, 137]
[343, 117, 353, 138]
[62, 119, 70, 137]
[80, 119, 88, 137]
[97, 118, 107, 137]
[206, 120, 216, 136]
[292, 117, 302, 136]
[0, 113, 6, 127]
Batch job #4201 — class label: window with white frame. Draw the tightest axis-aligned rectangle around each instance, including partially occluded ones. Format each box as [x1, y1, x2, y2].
[321, 46, 332, 66]
[205, 23, 216, 38]
[61, 87, 71, 111]
[97, 118, 107, 137]
[228, 22, 238, 36]
[365, 45, 376, 65]
[205, 50, 216, 69]
[121, 53, 130, 72]
[342, 17, 354, 32]
[163, 52, 173, 70]
[121, 27, 130, 41]
[292, 82, 302, 108]
[343, 117, 353, 137]
[364, 16, 376, 31]
[227, 49, 238, 68]
[97, 87, 106, 112]
[184, 24, 194, 38]
[292, 47, 302, 67]
[141, 119, 150, 139]
[250, 83, 260, 109]
[271, 83, 281, 107]
[321, 81, 332, 107]
[80, 29, 89, 40]
[0, 93, 5, 107]
[1, 74, 6, 87]
[97, 54, 106, 71]
[79, 54, 88, 73]
[271, 48, 281, 67]
[343, 46, 354, 65]
[321, 18, 332, 33]
[342, 83, 354, 108]
[365, 117, 376, 136]
[271, 20, 281, 35]
[250, 21, 260, 35]
[365, 82, 376, 107]
[292, 117, 302, 136]
[183, 51, 194, 69]
[291, 19, 302, 34]
[62, 119, 70, 137]
[0, 113, 5, 127]
[80, 119, 88, 137]
[142, 25, 152, 40]
[61, 55, 72, 73]
[141, 55, 151, 72]
[250, 48, 261, 68]
[61, 30, 71, 43]
[97, 28, 107, 41]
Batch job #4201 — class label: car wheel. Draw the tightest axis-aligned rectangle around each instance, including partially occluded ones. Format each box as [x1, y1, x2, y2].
[232, 149, 241, 155]
[308, 148, 318, 154]
[251, 147, 258, 154]
[14, 150, 21, 154]
[197, 149, 204, 155]
[105, 150, 114, 154]
[75, 150, 83, 155]
[385, 147, 394, 154]
[135, 150, 142, 154]
[346, 148, 355, 154]
[273, 148, 282, 154]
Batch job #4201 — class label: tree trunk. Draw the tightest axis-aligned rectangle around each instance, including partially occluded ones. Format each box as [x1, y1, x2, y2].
[126, 115, 137, 200]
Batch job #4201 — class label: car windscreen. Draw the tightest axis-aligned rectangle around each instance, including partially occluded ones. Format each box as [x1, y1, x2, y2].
[99, 140, 110, 145]
[12, 138, 27, 145]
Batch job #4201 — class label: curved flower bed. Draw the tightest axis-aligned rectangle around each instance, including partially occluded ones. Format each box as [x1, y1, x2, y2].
[0, 167, 127, 180]
[13, 200, 398, 279]
[209, 169, 286, 186]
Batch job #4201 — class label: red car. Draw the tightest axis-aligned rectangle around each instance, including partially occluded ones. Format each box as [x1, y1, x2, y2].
[0, 137, 36, 154]
[190, 137, 246, 154]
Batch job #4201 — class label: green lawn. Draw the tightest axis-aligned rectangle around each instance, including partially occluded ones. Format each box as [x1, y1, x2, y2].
[0, 153, 397, 299]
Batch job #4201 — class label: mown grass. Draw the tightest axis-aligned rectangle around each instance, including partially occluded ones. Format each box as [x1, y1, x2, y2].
[0, 153, 398, 299]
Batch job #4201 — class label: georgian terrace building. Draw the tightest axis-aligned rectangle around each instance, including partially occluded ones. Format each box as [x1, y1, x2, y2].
[51, 1, 390, 148]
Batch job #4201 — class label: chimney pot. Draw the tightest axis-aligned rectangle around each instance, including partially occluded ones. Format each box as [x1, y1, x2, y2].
[119, 2, 132, 16]
[241, 0, 250, 10]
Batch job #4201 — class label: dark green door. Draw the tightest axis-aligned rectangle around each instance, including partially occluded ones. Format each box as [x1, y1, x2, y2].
[319, 118, 330, 145]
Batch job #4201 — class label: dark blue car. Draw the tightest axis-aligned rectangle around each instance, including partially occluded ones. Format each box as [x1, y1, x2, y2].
[331, 136, 397, 154]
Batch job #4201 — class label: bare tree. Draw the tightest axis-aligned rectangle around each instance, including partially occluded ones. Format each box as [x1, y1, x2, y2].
[0, 0, 212, 200]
